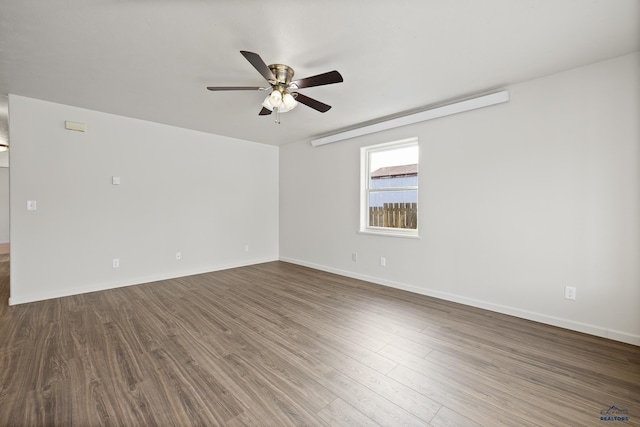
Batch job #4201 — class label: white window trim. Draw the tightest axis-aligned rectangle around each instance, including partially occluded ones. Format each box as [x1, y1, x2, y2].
[360, 137, 419, 238]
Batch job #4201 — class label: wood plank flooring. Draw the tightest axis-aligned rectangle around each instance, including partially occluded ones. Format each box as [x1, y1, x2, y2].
[0, 258, 638, 426]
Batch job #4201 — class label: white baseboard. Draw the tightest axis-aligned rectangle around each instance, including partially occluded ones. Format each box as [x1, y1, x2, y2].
[8, 256, 278, 306]
[279, 256, 640, 347]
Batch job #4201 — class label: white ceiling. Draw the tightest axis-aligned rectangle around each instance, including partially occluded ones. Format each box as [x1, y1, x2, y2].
[0, 0, 638, 146]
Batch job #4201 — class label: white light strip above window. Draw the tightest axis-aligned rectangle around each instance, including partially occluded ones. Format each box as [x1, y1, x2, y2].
[311, 90, 509, 147]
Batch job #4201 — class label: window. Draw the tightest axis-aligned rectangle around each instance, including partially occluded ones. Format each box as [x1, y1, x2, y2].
[360, 138, 419, 237]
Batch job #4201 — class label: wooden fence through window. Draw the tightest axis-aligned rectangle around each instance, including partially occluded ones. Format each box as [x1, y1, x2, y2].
[369, 203, 417, 229]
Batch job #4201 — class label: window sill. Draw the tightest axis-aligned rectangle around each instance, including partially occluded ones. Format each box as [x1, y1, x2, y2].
[358, 229, 421, 239]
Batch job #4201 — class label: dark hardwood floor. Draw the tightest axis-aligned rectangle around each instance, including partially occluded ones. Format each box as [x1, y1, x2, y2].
[0, 257, 638, 426]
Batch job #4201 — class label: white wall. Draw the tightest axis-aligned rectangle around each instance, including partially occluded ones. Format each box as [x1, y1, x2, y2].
[0, 167, 9, 243]
[280, 52, 640, 345]
[9, 95, 279, 304]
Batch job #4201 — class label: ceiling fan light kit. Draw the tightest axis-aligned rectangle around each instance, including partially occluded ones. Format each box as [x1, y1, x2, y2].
[207, 51, 343, 124]
[262, 89, 298, 125]
[262, 88, 298, 112]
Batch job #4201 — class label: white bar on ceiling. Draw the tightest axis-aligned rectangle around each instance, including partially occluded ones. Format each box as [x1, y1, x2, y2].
[310, 90, 509, 147]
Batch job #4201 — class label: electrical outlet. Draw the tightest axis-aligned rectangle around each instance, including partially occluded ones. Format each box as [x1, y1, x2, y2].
[564, 286, 576, 300]
[244, 245, 249, 252]
[352, 253, 358, 262]
[380, 257, 386, 267]
[176, 252, 181, 260]
[112, 258, 120, 268]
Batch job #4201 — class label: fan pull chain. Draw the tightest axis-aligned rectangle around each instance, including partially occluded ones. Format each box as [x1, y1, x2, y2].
[274, 107, 281, 124]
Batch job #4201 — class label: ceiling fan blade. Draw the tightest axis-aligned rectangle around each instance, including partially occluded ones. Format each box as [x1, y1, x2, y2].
[240, 51, 276, 82]
[259, 107, 272, 116]
[207, 86, 264, 91]
[293, 92, 332, 113]
[291, 70, 343, 89]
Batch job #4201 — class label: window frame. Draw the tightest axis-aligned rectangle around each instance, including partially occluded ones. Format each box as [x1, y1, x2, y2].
[360, 137, 420, 238]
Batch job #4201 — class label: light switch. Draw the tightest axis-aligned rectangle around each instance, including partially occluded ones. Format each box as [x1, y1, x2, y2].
[27, 200, 37, 211]
[112, 176, 120, 185]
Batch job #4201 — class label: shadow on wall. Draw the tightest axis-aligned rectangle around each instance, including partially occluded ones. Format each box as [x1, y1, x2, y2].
[0, 95, 7, 168]
[0, 168, 8, 247]
[0, 95, 9, 247]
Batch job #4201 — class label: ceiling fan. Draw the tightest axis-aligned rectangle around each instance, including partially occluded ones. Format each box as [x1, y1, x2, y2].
[207, 51, 343, 124]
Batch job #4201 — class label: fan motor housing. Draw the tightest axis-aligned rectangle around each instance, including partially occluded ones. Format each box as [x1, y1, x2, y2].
[268, 64, 294, 86]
